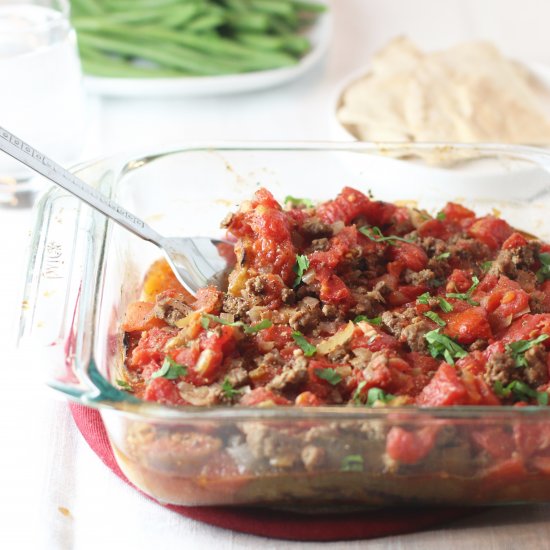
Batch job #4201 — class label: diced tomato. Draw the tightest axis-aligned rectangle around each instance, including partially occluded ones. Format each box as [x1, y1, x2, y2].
[531, 455, 550, 474]
[388, 242, 428, 273]
[309, 226, 358, 270]
[417, 219, 450, 239]
[295, 391, 325, 406]
[307, 360, 341, 398]
[442, 202, 476, 223]
[502, 232, 528, 250]
[128, 327, 179, 370]
[446, 269, 473, 293]
[461, 371, 501, 405]
[483, 276, 531, 333]
[468, 215, 513, 250]
[444, 307, 493, 344]
[143, 377, 186, 406]
[481, 456, 527, 483]
[317, 269, 353, 305]
[387, 285, 427, 307]
[316, 187, 397, 227]
[240, 387, 290, 406]
[471, 428, 515, 460]
[514, 422, 550, 458]
[193, 286, 223, 313]
[256, 324, 294, 350]
[173, 345, 201, 370]
[386, 426, 438, 464]
[500, 314, 550, 345]
[121, 301, 166, 332]
[352, 329, 400, 353]
[416, 363, 469, 406]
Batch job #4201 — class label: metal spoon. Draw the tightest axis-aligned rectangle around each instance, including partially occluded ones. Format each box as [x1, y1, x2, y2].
[0, 126, 230, 295]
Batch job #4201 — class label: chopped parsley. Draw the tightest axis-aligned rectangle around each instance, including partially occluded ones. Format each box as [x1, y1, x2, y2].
[481, 261, 493, 272]
[435, 252, 451, 261]
[293, 254, 310, 288]
[446, 276, 480, 306]
[151, 356, 187, 380]
[536, 252, 550, 282]
[494, 380, 549, 405]
[353, 315, 382, 325]
[436, 211, 446, 220]
[221, 377, 242, 399]
[424, 311, 446, 327]
[116, 379, 133, 392]
[366, 387, 394, 406]
[292, 330, 317, 356]
[284, 195, 314, 208]
[201, 314, 272, 334]
[358, 225, 414, 246]
[340, 454, 364, 472]
[314, 367, 342, 385]
[424, 329, 467, 365]
[244, 319, 273, 334]
[506, 334, 549, 367]
[417, 292, 453, 312]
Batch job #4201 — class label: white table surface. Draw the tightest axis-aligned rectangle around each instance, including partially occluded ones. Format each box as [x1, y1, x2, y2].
[3, 1, 550, 548]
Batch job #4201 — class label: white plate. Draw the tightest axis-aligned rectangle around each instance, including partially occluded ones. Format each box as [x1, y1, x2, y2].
[83, 7, 332, 98]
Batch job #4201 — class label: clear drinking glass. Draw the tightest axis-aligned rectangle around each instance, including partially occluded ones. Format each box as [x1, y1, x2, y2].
[0, 0, 86, 206]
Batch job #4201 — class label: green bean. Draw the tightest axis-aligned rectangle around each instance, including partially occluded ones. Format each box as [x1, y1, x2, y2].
[185, 13, 225, 32]
[80, 53, 185, 78]
[71, 0, 104, 16]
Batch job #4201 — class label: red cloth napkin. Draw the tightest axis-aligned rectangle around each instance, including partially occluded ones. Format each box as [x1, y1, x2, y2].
[70, 403, 479, 541]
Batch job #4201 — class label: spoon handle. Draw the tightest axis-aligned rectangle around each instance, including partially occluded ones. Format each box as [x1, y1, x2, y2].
[0, 126, 164, 245]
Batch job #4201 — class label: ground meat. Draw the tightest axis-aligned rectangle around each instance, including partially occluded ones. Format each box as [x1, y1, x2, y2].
[483, 346, 548, 388]
[242, 424, 301, 468]
[523, 345, 549, 386]
[448, 234, 491, 264]
[490, 242, 540, 280]
[266, 355, 308, 391]
[222, 294, 252, 320]
[309, 238, 329, 251]
[401, 319, 432, 352]
[281, 287, 296, 304]
[349, 280, 388, 317]
[288, 297, 322, 332]
[153, 292, 193, 326]
[177, 381, 220, 406]
[301, 217, 333, 239]
[381, 307, 416, 339]
[530, 291, 550, 314]
[469, 339, 488, 351]
[516, 270, 537, 292]
[301, 445, 326, 472]
[224, 363, 249, 388]
[417, 236, 448, 258]
[403, 268, 435, 286]
[483, 352, 516, 386]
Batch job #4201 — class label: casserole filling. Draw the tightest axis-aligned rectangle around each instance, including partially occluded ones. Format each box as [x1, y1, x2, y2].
[122, 186, 550, 410]
[117, 187, 550, 491]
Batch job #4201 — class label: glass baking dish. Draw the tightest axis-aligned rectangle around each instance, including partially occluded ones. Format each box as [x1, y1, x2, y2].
[19, 142, 550, 507]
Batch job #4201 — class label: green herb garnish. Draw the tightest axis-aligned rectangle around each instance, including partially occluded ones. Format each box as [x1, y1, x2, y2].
[424, 329, 468, 365]
[116, 379, 133, 392]
[314, 367, 342, 385]
[201, 314, 272, 334]
[417, 292, 431, 305]
[292, 330, 316, 356]
[366, 387, 395, 406]
[435, 252, 451, 261]
[221, 377, 242, 399]
[340, 454, 364, 472]
[151, 356, 187, 380]
[424, 311, 446, 327]
[494, 380, 549, 405]
[446, 276, 480, 306]
[358, 226, 414, 246]
[536, 253, 550, 282]
[244, 319, 273, 334]
[417, 292, 453, 312]
[284, 195, 314, 208]
[506, 334, 549, 367]
[481, 261, 493, 272]
[293, 254, 310, 288]
[436, 212, 446, 220]
[353, 315, 382, 325]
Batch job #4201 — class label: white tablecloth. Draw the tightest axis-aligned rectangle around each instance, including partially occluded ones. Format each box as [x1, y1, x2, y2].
[3, 1, 550, 548]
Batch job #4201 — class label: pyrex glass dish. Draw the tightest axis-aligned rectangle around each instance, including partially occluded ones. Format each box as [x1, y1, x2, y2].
[20, 142, 550, 507]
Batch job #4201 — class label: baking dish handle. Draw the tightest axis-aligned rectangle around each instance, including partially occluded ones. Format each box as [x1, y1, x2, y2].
[18, 189, 97, 401]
